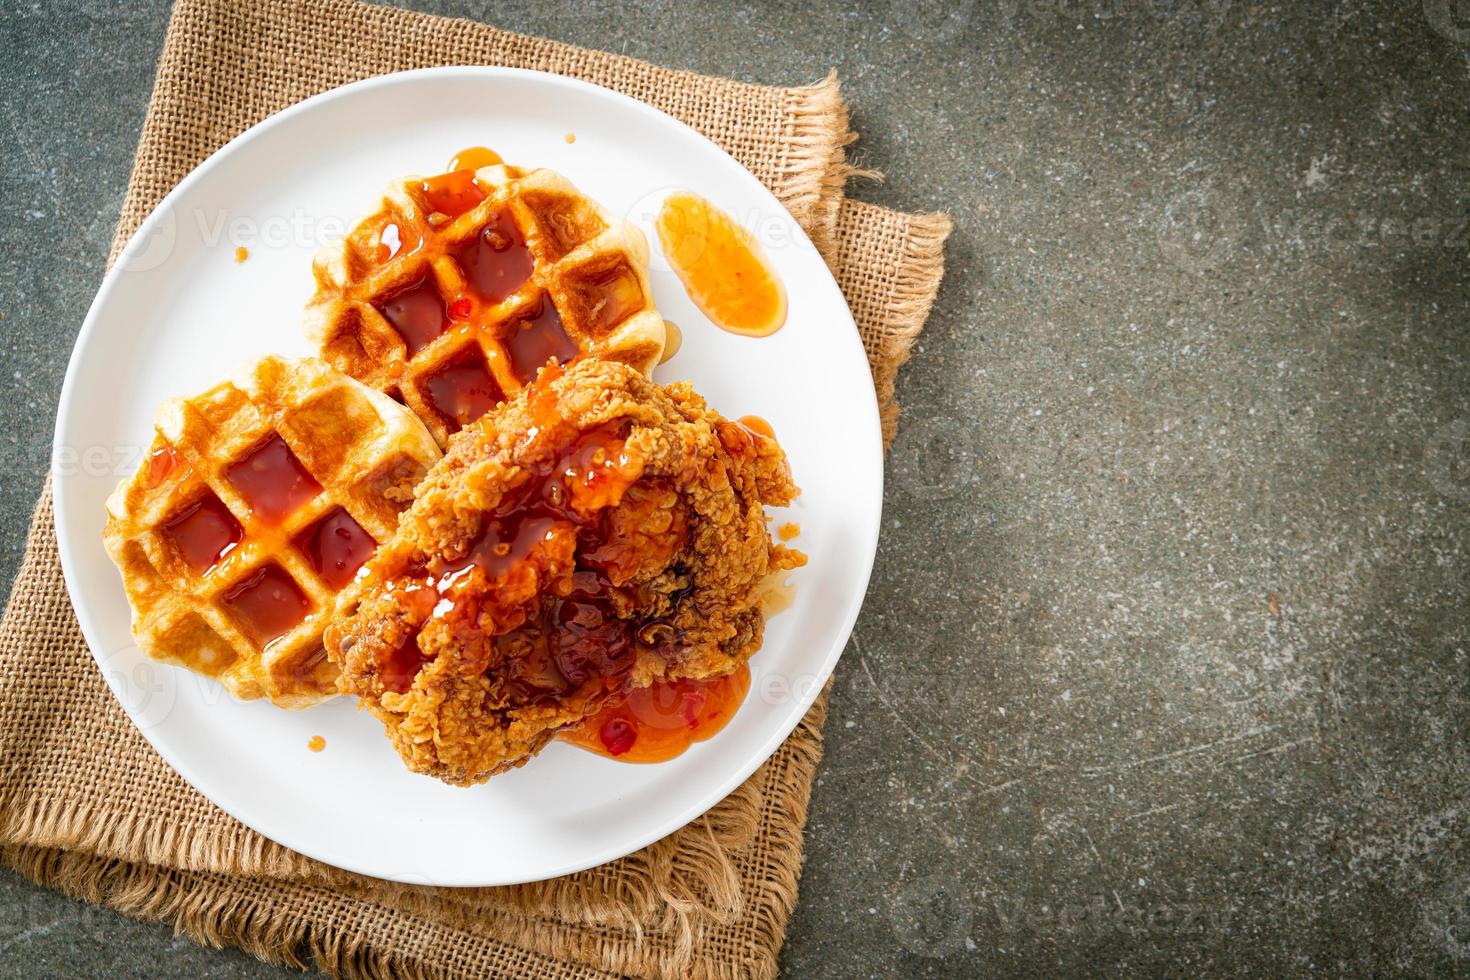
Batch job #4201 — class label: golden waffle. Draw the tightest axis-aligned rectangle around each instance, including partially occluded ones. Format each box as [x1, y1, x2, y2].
[306, 162, 667, 446]
[103, 356, 442, 708]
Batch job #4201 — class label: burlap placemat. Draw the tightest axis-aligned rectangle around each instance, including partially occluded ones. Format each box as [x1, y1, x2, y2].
[0, 1, 951, 977]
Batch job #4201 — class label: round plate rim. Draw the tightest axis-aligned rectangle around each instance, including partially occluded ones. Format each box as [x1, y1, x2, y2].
[51, 65, 883, 886]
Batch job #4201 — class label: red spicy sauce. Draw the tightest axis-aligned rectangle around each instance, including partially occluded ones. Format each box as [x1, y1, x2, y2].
[295, 507, 377, 589]
[162, 492, 241, 575]
[369, 367, 659, 697]
[377, 277, 449, 356]
[457, 210, 533, 303]
[505, 297, 577, 383]
[561, 665, 751, 763]
[145, 442, 185, 488]
[419, 169, 486, 218]
[224, 434, 321, 525]
[422, 350, 505, 433]
[220, 563, 312, 646]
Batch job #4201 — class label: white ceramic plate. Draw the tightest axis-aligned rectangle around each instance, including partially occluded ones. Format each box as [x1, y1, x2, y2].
[53, 67, 881, 886]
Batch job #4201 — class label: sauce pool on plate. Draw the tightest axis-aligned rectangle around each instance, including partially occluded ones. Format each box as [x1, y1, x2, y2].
[446, 146, 503, 172]
[655, 191, 787, 338]
[561, 665, 751, 763]
[658, 319, 682, 364]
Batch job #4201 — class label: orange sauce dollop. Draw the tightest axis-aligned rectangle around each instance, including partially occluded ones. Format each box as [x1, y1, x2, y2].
[737, 414, 774, 439]
[659, 319, 682, 364]
[420, 170, 485, 218]
[561, 665, 751, 763]
[447, 146, 503, 172]
[655, 192, 786, 338]
[144, 442, 185, 488]
[417, 148, 505, 220]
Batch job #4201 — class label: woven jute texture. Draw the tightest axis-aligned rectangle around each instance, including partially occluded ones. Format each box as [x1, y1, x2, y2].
[0, 1, 951, 977]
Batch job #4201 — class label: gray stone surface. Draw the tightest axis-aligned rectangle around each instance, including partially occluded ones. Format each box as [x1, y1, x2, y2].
[2, 0, 1468, 976]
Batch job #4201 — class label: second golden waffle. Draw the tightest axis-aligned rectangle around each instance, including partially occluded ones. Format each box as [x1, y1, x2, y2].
[307, 158, 666, 446]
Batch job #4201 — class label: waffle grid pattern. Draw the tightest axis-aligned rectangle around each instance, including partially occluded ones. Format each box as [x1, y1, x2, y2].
[102, 356, 441, 707]
[307, 164, 666, 446]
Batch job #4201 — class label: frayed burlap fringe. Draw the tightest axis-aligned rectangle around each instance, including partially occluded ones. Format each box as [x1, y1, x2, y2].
[875, 212, 953, 445]
[0, 685, 832, 980]
[0, 777, 758, 937]
[0, 793, 301, 882]
[1, 845, 603, 980]
[779, 70, 856, 260]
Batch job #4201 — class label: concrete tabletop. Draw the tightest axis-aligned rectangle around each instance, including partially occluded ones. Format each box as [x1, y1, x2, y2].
[3, 1, 1468, 976]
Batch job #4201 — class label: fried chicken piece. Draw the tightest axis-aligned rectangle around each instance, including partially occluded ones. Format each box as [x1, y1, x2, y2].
[324, 358, 804, 785]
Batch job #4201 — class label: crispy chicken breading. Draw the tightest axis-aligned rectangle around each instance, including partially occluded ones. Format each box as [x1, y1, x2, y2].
[324, 358, 804, 785]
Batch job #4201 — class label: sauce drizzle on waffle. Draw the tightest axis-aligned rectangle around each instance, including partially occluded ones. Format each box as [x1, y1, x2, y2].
[307, 161, 667, 446]
[103, 356, 442, 707]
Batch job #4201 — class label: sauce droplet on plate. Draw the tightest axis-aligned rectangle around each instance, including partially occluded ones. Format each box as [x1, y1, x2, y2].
[655, 191, 786, 338]
[759, 573, 798, 616]
[308, 735, 326, 752]
[446, 146, 503, 172]
[564, 132, 577, 144]
[560, 665, 751, 763]
[737, 414, 775, 439]
[659, 320, 682, 364]
[234, 246, 249, 264]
